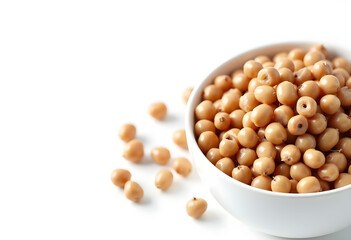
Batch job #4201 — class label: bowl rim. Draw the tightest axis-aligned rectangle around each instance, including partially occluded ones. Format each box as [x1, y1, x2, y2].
[185, 41, 351, 199]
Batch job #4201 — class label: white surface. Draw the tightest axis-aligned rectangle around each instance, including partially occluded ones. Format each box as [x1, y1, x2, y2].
[1, 1, 351, 239]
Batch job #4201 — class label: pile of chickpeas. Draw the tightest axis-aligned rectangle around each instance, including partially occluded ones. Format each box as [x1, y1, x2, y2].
[111, 91, 208, 218]
[195, 44, 351, 193]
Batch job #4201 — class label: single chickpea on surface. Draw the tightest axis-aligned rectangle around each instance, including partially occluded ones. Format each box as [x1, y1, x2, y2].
[118, 123, 136, 142]
[186, 197, 207, 219]
[148, 102, 167, 120]
[123, 139, 144, 163]
[155, 169, 173, 191]
[173, 129, 188, 149]
[124, 180, 144, 203]
[172, 157, 192, 177]
[151, 147, 171, 165]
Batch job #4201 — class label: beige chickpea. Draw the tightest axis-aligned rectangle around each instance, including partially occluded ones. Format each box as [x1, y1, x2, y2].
[280, 144, 301, 165]
[290, 162, 311, 181]
[250, 104, 274, 127]
[233, 73, 250, 92]
[173, 129, 188, 149]
[256, 141, 277, 159]
[197, 131, 219, 154]
[222, 89, 241, 113]
[317, 163, 339, 182]
[206, 148, 222, 165]
[254, 85, 276, 104]
[287, 115, 308, 136]
[296, 96, 317, 118]
[215, 157, 235, 176]
[304, 51, 325, 66]
[232, 165, 252, 185]
[172, 157, 192, 177]
[271, 175, 291, 193]
[229, 109, 245, 129]
[214, 75, 232, 92]
[334, 173, 351, 189]
[237, 127, 259, 148]
[253, 157, 275, 176]
[288, 48, 306, 61]
[239, 92, 259, 112]
[295, 134, 316, 154]
[274, 163, 291, 178]
[294, 67, 314, 86]
[149, 102, 167, 120]
[124, 181, 144, 203]
[257, 67, 280, 86]
[123, 139, 144, 163]
[243, 60, 263, 78]
[278, 67, 294, 83]
[298, 80, 320, 100]
[111, 169, 131, 188]
[151, 147, 171, 165]
[276, 81, 298, 106]
[317, 128, 339, 152]
[297, 176, 321, 193]
[336, 137, 351, 159]
[186, 197, 207, 218]
[195, 119, 216, 137]
[319, 75, 340, 94]
[311, 60, 333, 80]
[326, 152, 347, 173]
[195, 100, 216, 121]
[337, 87, 351, 107]
[333, 57, 351, 73]
[118, 123, 136, 142]
[182, 87, 193, 104]
[273, 105, 294, 126]
[264, 122, 287, 145]
[155, 169, 173, 191]
[307, 113, 327, 135]
[251, 175, 272, 191]
[236, 148, 257, 166]
[303, 149, 325, 169]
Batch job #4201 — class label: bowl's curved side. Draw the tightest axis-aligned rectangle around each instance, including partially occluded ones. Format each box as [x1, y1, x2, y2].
[185, 42, 351, 238]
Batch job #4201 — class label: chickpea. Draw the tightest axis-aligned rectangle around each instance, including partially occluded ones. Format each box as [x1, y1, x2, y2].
[271, 175, 291, 193]
[242, 111, 258, 130]
[278, 67, 294, 83]
[186, 197, 207, 218]
[290, 162, 311, 181]
[251, 175, 272, 191]
[294, 67, 313, 86]
[288, 48, 306, 61]
[182, 87, 193, 104]
[239, 92, 259, 112]
[232, 165, 252, 185]
[195, 100, 216, 121]
[215, 157, 235, 176]
[334, 173, 351, 189]
[233, 73, 250, 92]
[243, 60, 263, 78]
[219, 138, 239, 157]
[303, 149, 325, 169]
[274, 163, 291, 178]
[337, 87, 351, 107]
[236, 148, 257, 166]
[317, 163, 339, 182]
[298, 80, 320, 99]
[319, 178, 331, 191]
[237, 127, 259, 148]
[206, 148, 222, 165]
[149, 102, 167, 120]
[222, 89, 241, 113]
[293, 60, 305, 72]
[253, 157, 275, 176]
[151, 147, 171, 165]
[173, 129, 188, 149]
[214, 112, 231, 131]
[333, 57, 351, 73]
[123, 139, 144, 163]
[255, 55, 271, 64]
[222, 128, 240, 142]
[320, 94, 341, 115]
[155, 169, 173, 191]
[273, 105, 294, 126]
[280, 144, 301, 165]
[214, 75, 232, 92]
[257, 127, 266, 142]
[333, 68, 349, 85]
[248, 77, 262, 92]
[326, 152, 347, 173]
[197, 131, 219, 154]
[172, 157, 192, 176]
[296, 96, 317, 118]
[257, 67, 280, 86]
[311, 60, 333, 80]
[229, 109, 245, 129]
[213, 99, 223, 112]
[262, 61, 274, 68]
[304, 50, 325, 66]
[124, 180, 144, 203]
[265, 122, 287, 145]
[111, 169, 131, 188]
[319, 75, 340, 94]
[336, 137, 351, 158]
[297, 176, 321, 193]
[317, 128, 339, 152]
[287, 115, 308, 136]
[195, 119, 216, 137]
[250, 104, 274, 127]
[203, 84, 223, 102]
[275, 58, 295, 72]
[307, 113, 327, 135]
[118, 123, 136, 142]
[254, 85, 276, 105]
[276, 81, 298, 106]
[273, 52, 288, 62]
[295, 134, 316, 154]
[311, 44, 329, 59]
[231, 69, 243, 78]
[256, 141, 277, 159]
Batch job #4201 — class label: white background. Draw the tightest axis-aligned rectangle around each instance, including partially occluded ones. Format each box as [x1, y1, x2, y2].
[1, 0, 351, 239]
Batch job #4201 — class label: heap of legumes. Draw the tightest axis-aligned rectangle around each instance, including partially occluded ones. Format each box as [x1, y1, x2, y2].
[112, 89, 207, 218]
[195, 44, 351, 193]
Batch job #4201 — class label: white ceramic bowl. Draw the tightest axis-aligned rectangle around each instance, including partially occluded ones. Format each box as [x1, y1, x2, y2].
[185, 42, 351, 238]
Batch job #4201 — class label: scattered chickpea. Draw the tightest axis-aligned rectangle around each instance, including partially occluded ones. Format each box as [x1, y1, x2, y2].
[186, 197, 207, 218]
[155, 169, 173, 191]
[172, 157, 192, 176]
[123, 139, 144, 163]
[148, 102, 167, 120]
[118, 123, 136, 142]
[183, 87, 193, 103]
[151, 147, 171, 165]
[124, 180, 144, 203]
[111, 169, 131, 188]
[173, 129, 188, 149]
